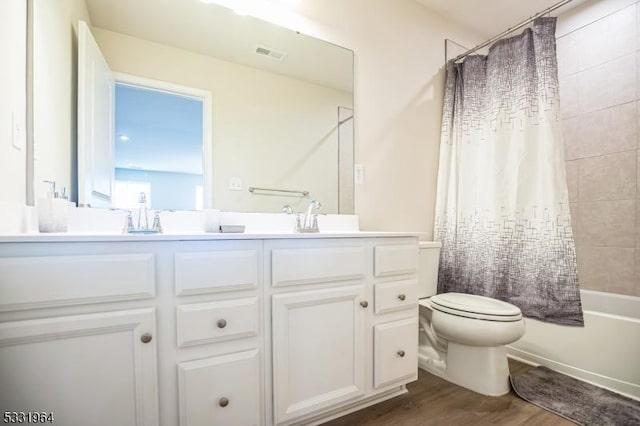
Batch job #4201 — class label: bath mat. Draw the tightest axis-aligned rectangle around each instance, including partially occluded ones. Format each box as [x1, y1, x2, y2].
[510, 366, 640, 425]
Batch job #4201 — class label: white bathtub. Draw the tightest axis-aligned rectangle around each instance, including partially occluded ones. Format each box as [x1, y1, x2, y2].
[507, 289, 640, 400]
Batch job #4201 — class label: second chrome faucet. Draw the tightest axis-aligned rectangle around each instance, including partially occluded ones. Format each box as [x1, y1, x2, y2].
[124, 192, 162, 234]
[296, 199, 321, 233]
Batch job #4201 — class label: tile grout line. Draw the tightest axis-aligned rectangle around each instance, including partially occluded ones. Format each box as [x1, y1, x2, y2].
[565, 148, 638, 163]
[558, 50, 638, 80]
[556, 0, 640, 40]
[561, 99, 637, 120]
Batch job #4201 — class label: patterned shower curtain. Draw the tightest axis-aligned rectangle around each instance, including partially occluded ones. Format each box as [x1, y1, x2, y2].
[434, 18, 583, 326]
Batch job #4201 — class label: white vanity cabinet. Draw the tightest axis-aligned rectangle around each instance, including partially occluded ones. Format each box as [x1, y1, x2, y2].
[272, 285, 367, 423]
[0, 234, 418, 426]
[0, 309, 159, 426]
[0, 247, 159, 426]
[265, 238, 419, 425]
[172, 240, 263, 426]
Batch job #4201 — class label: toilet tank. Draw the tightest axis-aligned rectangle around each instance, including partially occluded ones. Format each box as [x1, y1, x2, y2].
[418, 241, 442, 298]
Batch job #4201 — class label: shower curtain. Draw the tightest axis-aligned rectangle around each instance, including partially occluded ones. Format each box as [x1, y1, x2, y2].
[435, 18, 583, 325]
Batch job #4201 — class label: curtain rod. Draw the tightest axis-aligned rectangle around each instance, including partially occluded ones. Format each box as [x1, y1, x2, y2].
[452, 0, 574, 63]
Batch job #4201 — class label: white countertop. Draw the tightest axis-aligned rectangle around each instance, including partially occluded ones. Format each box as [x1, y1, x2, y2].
[0, 207, 423, 243]
[0, 231, 421, 243]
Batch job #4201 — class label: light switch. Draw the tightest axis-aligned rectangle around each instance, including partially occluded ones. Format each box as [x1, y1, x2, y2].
[11, 112, 24, 150]
[229, 177, 243, 191]
[354, 164, 364, 185]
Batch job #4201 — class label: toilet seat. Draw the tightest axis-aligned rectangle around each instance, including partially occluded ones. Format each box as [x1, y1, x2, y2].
[429, 293, 522, 322]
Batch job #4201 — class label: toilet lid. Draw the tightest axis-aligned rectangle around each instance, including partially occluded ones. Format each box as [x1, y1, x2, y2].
[430, 293, 522, 322]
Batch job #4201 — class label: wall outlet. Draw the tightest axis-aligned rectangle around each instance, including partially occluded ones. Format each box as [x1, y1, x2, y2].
[354, 164, 364, 185]
[228, 177, 243, 191]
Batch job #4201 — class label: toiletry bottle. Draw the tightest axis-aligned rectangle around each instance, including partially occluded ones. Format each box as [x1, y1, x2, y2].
[38, 180, 69, 233]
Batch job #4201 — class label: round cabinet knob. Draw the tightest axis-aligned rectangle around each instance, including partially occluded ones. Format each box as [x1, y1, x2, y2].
[397, 350, 406, 357]
[140, 333, 153, 344]
[360, 301, 369, 308]
[218, 397, 229, 407]
[397, 294, 406, 301]
[217, 319, 227, 329]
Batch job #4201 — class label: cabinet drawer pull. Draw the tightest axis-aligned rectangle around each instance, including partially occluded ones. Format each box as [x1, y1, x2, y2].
[219, 397, 229, 407]
[360, 301, 369, 308]
[397, 350, 405, 357]
[140, 333, 153, 344]
[397, 294, 406, 301]
[217, 319, 227, 329]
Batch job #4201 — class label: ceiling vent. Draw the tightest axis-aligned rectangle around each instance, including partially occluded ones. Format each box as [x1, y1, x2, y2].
[255, 45, 287, 61]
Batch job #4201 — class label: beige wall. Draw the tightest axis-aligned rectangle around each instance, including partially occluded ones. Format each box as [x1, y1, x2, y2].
[557, 0, 640, 296]
[255, 0, 482, 234]
[0, 0, 27, 219]
[93, 28, 352, 214]
[32, 0, 90, 202]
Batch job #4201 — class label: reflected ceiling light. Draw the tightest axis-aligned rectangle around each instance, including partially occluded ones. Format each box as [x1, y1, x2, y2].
[232, 1, 250, 16]
[200, 0, 307, 29]
[119, 134, 130, 142]
[200, 0, 252, 16]
[199, 0, 299, 17]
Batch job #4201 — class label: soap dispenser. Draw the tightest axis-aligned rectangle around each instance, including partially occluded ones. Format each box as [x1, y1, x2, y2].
[37, 180, 69, 233]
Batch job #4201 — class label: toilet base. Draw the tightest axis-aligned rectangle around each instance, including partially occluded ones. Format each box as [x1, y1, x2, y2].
[419, 343, 511, 396]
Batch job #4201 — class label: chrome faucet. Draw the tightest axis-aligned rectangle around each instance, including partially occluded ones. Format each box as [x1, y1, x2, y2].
[124, 192, 162, 234]
[137, 192, 149, 230]
[296, 199, 321, 233]
[282, 204, 294, 214]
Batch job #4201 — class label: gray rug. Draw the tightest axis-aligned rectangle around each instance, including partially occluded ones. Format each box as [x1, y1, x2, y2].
[510, 366, 640, 425]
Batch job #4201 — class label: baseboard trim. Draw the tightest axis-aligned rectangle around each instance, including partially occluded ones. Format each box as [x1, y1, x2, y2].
[303, 387, 408, 426]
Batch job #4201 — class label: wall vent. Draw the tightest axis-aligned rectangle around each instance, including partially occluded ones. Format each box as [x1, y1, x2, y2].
[255, 45, 287, 61]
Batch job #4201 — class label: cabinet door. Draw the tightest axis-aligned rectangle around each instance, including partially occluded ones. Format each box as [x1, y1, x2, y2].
[0, 309, 158, 426]
[272, 285, 366, 424]
[178, 349, 261, 426]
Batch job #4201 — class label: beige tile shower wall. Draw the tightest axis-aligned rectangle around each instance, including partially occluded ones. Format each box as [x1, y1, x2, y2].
[558, 1, 640, 296]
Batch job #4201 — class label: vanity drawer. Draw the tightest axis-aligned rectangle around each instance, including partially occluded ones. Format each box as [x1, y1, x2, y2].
[374, 244, 418, 277]
[271, 246, 365, 287]
[0, 254, 155, 311]
[174, 250, 258, 296]
[176, 297, 259, 347]
[373, 318, 418, 389]
[178, 349, 261, 426]
[374, 279, 418, 314]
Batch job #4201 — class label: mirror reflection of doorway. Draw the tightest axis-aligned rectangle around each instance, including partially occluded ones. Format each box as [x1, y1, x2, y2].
[113, 81, 206, 211]
[77, 21, 212, 210]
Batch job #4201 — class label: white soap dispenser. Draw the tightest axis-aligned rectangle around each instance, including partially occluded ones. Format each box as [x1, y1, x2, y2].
[38, 180, 69, 233]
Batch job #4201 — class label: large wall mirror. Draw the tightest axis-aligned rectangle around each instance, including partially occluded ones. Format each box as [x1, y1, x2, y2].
[30, 0, 354, 214]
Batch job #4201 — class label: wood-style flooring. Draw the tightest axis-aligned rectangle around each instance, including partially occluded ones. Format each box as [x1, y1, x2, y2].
[322, 360, 573, 426]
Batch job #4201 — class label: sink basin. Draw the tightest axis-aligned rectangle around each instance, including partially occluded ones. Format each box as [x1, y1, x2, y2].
[28, 207, 361, 235]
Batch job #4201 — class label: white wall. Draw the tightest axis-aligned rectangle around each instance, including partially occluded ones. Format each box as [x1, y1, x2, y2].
[0, 0, 27, 232]
[93, 28, 351, 214]
[32, 0, 91, 202]
[248, 0, 483, 234]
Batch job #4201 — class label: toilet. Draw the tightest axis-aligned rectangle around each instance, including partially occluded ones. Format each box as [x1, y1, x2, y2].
[418, 242, 525, 396]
